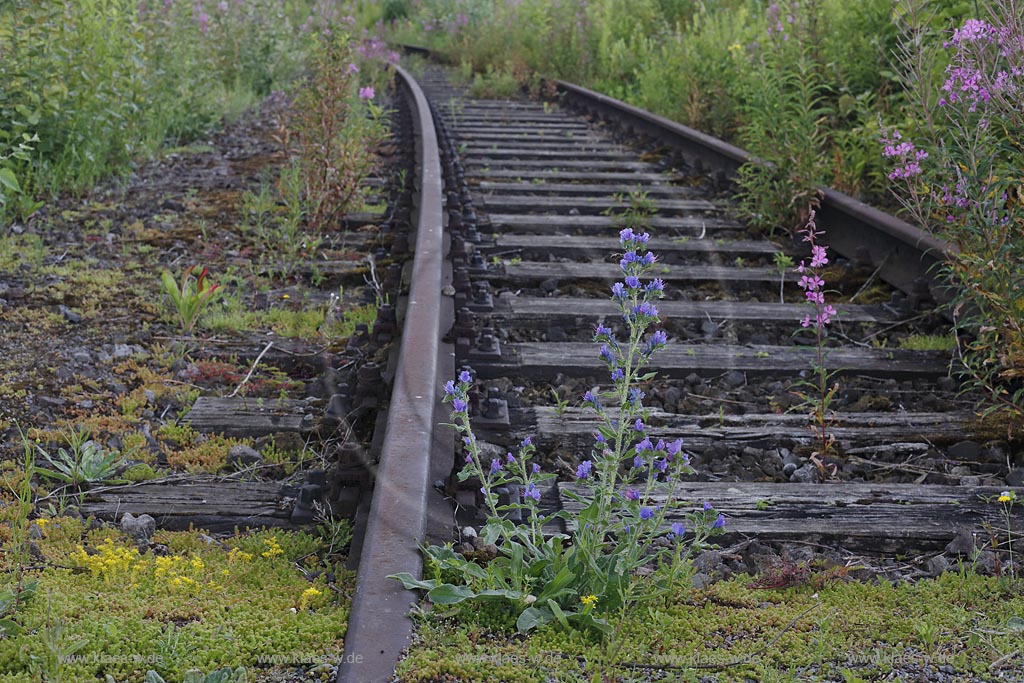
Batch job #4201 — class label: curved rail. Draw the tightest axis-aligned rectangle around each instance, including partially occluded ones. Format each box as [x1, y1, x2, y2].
[338, 64, 444, 683]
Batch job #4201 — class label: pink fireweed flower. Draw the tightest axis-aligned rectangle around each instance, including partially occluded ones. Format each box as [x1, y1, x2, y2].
[198, 11, 209, 34]
[348, 63, 359, 75]
[799, 274, 824, 291]
[358, 86, 375, 100]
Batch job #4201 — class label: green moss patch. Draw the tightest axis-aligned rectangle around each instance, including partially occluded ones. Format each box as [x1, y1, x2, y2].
[398, 572, 1024, 682]
[0, 519, 352, 683]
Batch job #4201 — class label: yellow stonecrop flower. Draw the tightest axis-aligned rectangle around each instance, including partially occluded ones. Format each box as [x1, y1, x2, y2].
[228, 547, 253, 563]
[299, 586, 322, 611]
[70, 537, 139, 584]
[580, 594, 597, 608]
[262, 537, 284, 558]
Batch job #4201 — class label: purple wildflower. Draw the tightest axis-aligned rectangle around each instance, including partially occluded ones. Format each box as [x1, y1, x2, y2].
[576, 460, 593, 480]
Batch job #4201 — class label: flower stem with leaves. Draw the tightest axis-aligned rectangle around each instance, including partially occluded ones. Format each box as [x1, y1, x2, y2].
[793, 210, 839, 477]
[392, 228, 725, 642]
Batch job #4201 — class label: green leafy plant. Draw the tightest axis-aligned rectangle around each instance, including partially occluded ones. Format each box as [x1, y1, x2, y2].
[773, 251, 794, 303]
[0, 131, 42, 224]
[161, 265, 223, 335]
[551, 388, 569, 417]
[886, 0, 1024, 431]
[392, 229, 725, 665]
[736, 15, 828, 235]
[1, 429, 39, 637]
[287, 32, 386, 235]
[35, 425, 133, 486]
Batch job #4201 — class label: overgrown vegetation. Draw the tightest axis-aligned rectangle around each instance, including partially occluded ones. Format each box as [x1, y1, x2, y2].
[386, 0, 970, 222]
[398, 569, 1024, 682]
[388, 0, 1024, 427]
[0, 510, 352, 682]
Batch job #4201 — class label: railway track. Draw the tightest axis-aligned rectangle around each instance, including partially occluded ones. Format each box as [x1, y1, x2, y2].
[336, 62, 1022, 682]
[66, 59, 1015, 681]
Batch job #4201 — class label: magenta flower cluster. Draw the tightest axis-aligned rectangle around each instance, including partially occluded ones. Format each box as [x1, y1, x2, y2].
[881, 130, 928, 181]
[797, 211, 835, 328]
[939, 17, 1022, 112]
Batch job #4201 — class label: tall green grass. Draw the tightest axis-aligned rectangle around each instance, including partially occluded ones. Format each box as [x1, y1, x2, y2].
[388, 0, 974, 230]
[0, 0, 348, 224]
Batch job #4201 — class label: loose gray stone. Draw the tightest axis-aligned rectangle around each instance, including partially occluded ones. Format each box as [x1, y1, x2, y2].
[121, 512, 156, 541]
[789, 463, 820, 484]
[113, 344, 133, 359]
[545, 326, 568, 342]
[947, 441, 981, 460]
[944, 529, 976, 557]
[1006, 467, 1024, 487]
[974, 550, 998, 575]
[691, 572, 710, 589]
[722, 370, 746, 389]
[227, 444, 262, 467]
[70, 348, 92, 363]
[925, 555, 949, 577]
[461, 526, 478, 539]
[59, 305, 83, 324]
[694, 550, 723, 573]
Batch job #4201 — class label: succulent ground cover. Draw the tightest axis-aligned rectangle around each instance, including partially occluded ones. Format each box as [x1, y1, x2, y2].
[397, 567, 1024, 682]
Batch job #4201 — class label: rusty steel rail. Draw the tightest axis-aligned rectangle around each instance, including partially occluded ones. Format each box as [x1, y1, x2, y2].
[338, 64, 444, 683]
[551, 79, 952, 300]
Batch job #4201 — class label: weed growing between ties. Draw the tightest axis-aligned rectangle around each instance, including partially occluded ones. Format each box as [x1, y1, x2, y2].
[286, 32, 389, 237]
[393, 230, 725, 676]
[790, 210, 839, 478]
[885, 0, 1024, 433]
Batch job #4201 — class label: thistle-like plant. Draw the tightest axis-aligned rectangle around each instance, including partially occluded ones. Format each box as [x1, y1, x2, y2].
[161, 265, 222, 335]
[35, 426, 133, 486]
[392, 229, 725, 643]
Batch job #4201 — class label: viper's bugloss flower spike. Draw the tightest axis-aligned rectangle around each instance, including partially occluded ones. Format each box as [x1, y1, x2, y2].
[576, 460, 593, 479]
